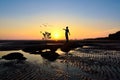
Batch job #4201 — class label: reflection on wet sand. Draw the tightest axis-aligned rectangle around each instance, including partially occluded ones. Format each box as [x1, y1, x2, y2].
[22, 47, 60, 61]
[0, 48, 120, 80]
[0, 40, 120, 80]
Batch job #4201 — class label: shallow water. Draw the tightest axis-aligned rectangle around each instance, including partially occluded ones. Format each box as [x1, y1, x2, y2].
[0, 48, 120, 80]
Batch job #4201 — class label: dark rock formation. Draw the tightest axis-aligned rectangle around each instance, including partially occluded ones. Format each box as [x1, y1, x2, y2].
[2, 52, 27, 60]
[41, 52, 59, 61]
[108, 31, 120, 40]
[61, 42, 79, 52]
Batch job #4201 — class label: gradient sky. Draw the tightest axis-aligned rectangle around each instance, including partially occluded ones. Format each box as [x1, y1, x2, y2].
[0, 0, 120, 40]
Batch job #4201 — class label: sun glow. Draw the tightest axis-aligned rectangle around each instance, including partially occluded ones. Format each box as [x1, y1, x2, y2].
[52, 33, 60, 40]
[54, 33, 59, 38]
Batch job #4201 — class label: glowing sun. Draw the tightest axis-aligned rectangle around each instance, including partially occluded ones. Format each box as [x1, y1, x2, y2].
[52, 33, 60, 40]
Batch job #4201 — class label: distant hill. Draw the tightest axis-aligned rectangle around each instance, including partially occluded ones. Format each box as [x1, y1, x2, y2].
[108, 31, 120, 40]
[84, 31, 120, 40]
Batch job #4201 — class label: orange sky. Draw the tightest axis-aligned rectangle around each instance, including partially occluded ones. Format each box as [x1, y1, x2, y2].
[0, 0, 119, 40]
[0, 17, 118, 40]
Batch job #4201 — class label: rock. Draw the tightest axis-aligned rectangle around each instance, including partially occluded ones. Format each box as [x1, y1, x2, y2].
[2, 52, 27, 60]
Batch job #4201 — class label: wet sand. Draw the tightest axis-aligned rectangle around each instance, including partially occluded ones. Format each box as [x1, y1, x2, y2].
[0, 40, 120, 51]
[0, 40, 120, 80]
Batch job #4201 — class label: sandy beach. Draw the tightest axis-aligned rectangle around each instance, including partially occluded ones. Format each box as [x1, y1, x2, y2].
[0, 40, 120, 80]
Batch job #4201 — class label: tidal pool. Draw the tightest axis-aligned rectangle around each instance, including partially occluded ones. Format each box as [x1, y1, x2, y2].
[0, 48, 120, 80]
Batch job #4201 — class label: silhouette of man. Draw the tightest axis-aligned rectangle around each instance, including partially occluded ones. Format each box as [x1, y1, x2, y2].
[63, 26, 70, 42]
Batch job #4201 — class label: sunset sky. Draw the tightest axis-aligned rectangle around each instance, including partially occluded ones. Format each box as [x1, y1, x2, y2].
[0, 0, 120, 40]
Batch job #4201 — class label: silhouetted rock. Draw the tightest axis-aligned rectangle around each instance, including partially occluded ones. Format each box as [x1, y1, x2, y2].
[22, 48, 41, 54]
[61, 42, 79, 52]
[2, 52, 27, 60]
[108, 31, 120, 40]
[41, 52, 59, 61]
